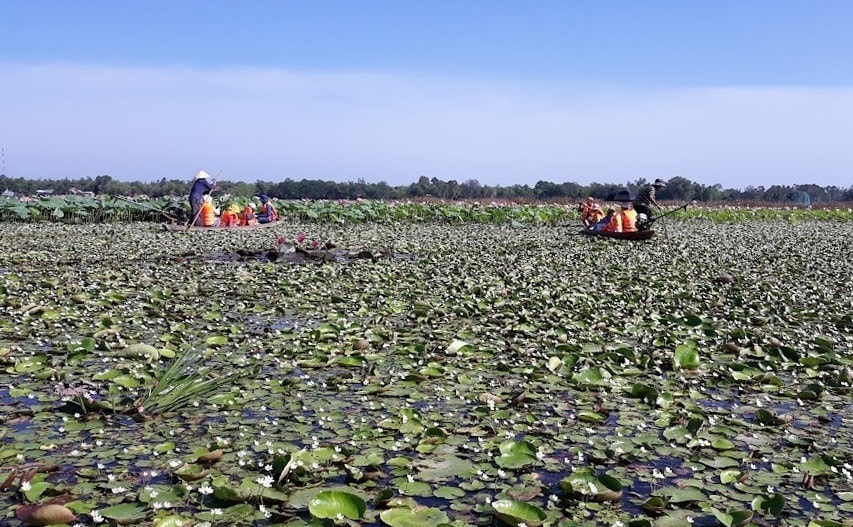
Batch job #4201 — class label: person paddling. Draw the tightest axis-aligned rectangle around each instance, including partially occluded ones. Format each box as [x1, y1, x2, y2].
[189, 171, 217, 226]
[633, 178, 666, 228]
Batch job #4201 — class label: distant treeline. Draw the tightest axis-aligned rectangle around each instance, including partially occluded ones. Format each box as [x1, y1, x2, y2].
[1, 174, 851, 203]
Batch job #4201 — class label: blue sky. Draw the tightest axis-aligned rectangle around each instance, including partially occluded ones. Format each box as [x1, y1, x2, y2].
[2, 0, 852, 189]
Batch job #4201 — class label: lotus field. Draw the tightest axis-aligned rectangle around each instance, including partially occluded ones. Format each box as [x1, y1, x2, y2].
[0, 204, 851, 527]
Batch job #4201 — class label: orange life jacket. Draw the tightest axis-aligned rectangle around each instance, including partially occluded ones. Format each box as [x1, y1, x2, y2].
[240, 206, 257, 226]
[620, 208, 638, 232]
[581, 204, 604, 226]
[220, 210, 239, 227]
[601, 213, 622, 233]
[200, 202, 217, 227]
[259, 202, 277, 221]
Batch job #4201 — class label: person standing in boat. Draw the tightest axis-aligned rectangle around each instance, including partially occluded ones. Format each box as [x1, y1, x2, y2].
[632, 178, 666, 227]
[189, 171, 216, 226]
[199, 194, 219, 227]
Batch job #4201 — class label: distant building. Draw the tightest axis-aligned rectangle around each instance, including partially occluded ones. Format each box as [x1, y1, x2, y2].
[35, 189, 54, 196]
[1, 189, 16, 198]
[68, 187, 96, 198]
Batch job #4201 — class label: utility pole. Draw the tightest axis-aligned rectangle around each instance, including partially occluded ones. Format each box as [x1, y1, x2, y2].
[1, 146, 5, 177]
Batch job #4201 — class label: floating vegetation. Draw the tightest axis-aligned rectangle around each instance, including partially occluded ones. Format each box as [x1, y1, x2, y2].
[0, 218, 851, 526]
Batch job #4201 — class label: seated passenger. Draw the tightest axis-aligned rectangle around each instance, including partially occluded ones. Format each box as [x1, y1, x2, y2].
[579, 196, 604, 229]
[257, 194, 278, 224]
[219, 204, 240, 227]
[600, 206, 623, 233]
[240, 203, 258, 226]
[620, 202, 638, 232]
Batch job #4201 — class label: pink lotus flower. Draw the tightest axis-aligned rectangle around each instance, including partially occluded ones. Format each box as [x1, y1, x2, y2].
[296, 233, 306, 243]
[310, 239, 320, 249]
[276, 236, 286, 245]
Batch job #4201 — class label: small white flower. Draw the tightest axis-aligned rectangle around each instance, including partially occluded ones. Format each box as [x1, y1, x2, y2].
[91, 510, 104, 523]
[169, 459, 183, 468]
[211, 508, 223, 516]
[198, 482, 213, 495]
[255, 475, 274, 488]
[20, 481, 31, 492]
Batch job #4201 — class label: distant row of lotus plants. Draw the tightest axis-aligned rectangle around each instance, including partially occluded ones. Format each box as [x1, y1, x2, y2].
[0, 195, 851, 224]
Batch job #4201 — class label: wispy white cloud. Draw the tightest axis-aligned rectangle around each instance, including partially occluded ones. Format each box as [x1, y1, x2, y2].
[1, 62, 851, 188]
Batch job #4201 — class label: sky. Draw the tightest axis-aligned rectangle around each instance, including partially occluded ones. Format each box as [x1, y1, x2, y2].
[1, 0, 852, 190]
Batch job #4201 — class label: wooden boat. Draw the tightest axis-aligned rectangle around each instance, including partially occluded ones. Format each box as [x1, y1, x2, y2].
[161, 220, 282, 232]
[579, 228, 655, 240]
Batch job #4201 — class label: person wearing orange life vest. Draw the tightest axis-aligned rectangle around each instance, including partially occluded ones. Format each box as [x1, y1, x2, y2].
[240, 203, 258, 226]
[219, 204, 240, 227]
[199, 195, 218, 227]
[256, 194, 278, 224]
[619, 202, 638, 232]
[600, 206, 623, 233]
[579, 196, 603, 229]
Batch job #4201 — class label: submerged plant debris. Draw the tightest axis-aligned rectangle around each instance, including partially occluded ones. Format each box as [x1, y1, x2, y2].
[0, 219, 851, 527]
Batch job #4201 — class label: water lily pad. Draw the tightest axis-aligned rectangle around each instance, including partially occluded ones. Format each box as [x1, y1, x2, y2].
[172, 463, 209, 481]
[119, 343, 159, 360]
[100, 502, 148, 524]
[559, 467, 623, 502]
[673, 343, 700, 370]
[711, 508, 754, 527]
[308, 490, 366, 520]
[496, 440, 538, 469]
[491, 499, 546, 527]
[752, 493, 785, 517]
[711, 438, 735, 450]
[379, 506, 450, 527]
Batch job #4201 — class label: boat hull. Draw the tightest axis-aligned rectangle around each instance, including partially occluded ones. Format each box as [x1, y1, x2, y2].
[579, 229, 655, 240]
[162, 220, 282, 232]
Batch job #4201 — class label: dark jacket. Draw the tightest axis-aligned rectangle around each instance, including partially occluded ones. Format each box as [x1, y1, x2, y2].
[189, 178, 215, 204]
